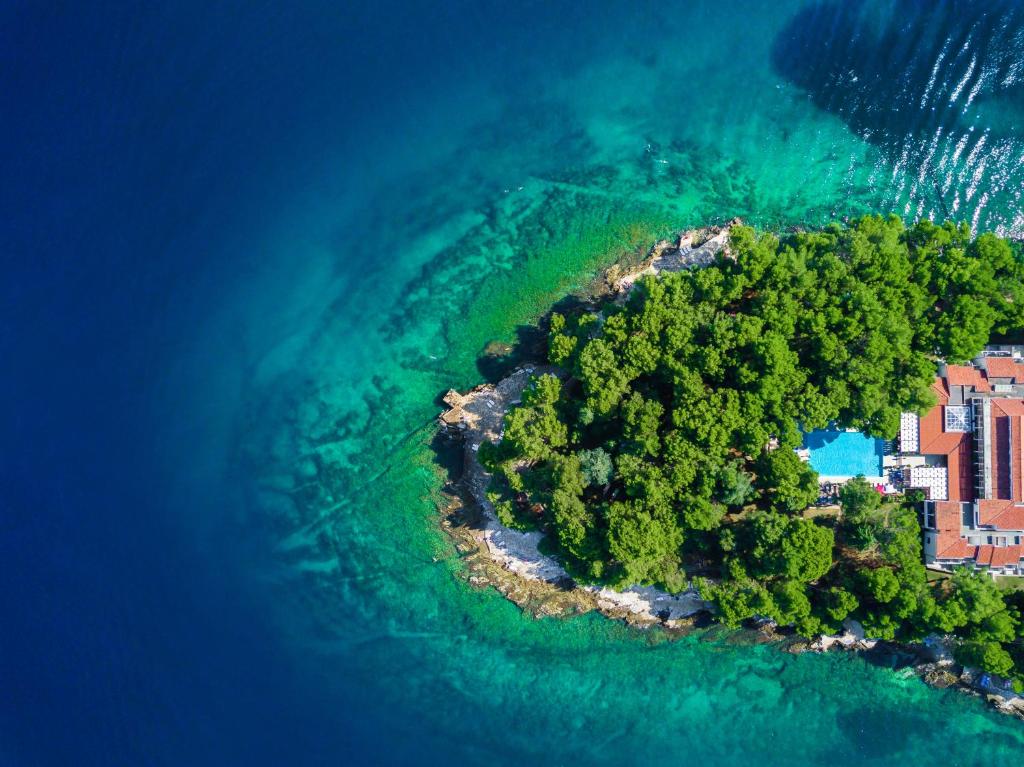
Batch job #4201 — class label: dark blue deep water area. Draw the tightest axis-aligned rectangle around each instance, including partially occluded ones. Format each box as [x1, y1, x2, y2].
[6, 2, 1024, 765]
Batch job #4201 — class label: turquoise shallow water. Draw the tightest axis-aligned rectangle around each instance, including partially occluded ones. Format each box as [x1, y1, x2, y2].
[234, 2, 1024, 763]
[7, 1, 1024, 764]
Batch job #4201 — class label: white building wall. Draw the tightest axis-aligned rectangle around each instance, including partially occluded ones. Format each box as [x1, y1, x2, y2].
[923, 528, 938, 561]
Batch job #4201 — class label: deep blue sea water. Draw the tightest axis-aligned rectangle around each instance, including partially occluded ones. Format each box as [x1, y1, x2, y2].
[6, 2, 1024, 765]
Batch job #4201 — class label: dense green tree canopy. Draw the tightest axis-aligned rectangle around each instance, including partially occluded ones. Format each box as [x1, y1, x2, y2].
[956, 641, 1015, 677]
[478, 216, 1024, 681]
[743, 511, 834, 583]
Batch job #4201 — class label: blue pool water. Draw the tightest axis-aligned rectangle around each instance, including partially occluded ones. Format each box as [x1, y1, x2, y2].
[803, 430, 885, 478]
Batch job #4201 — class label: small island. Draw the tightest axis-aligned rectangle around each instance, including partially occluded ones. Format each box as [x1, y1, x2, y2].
[441, 216, 1024, 714]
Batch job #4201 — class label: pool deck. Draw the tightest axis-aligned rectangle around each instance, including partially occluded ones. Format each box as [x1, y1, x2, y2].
[817, 474, 887, 485]
[800, 430, 905, 492]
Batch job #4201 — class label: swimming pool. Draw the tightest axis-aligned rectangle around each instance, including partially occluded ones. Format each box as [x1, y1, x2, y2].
[802, 429, 884, 478]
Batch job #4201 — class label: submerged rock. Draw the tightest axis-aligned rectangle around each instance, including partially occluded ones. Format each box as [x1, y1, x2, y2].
[921, 666, 958, 689]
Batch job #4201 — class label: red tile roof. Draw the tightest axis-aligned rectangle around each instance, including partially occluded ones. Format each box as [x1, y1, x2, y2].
[977, 545, 996, 566]
[986, 398, 1024, 504]
[942, 541, 1023, 565]
[934, 502, 970, 559]
[946, 364, 991, 392]
[994, 507, 1024, 530]
[933, 500, 961, 526]
[991, 545, 1022, 567]
[984, 357, 1024, 382]
[977, 500, 1024, 529]
[920, 367, 1024, 569]
[937, 536, 976, 560]
[916, 377, 973, 503]
[994, 398, 1024, 417]
[978, 499, 1013, 526]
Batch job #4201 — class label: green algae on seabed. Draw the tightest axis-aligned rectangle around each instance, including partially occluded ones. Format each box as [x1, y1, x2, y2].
[236, 79, 1024, 762]
[246, 262, 1024, 764]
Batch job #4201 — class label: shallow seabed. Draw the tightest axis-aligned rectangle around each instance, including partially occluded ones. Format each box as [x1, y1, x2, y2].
[238, 2, 1024, 764]
[7, 0, 1024, 764]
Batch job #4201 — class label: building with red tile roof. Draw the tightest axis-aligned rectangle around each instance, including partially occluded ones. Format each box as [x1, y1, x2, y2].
[980, 356, 1024, 383]
[912, 351, 1024, 576]
[944, 364, 991, 392]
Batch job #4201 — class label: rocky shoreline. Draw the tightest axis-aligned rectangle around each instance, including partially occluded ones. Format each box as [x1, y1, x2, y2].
[436, 225, 1024, 720]
[439, 365, 709, 626]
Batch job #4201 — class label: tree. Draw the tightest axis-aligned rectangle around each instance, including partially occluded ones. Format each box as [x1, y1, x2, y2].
[929, 569, 1016, 639]
[621, 391, 663, 458]
[547, 313, 579, 366]
[577, 339, 632, 415]
[956, 641, 1015, 677]
[839, 476, 884, 549]
[973, 232, 1024, 335]
[699, 578, 775, 627]
[839, 475, 882, 516]
[551, 453, 586, 496]
[487, 216, 1024, 681]
[821, 586, 859, 623]
[503, 375, 568, 460]
[681, 495, 726, 532]
[770, 579, 813, 627]
[606, 500, 686, 591]
[756, 448, 819, 514]
[745, 512, 834, 583]
[551, 490, 604, 576]
[779, 518, 835, 583]
[878, 505, 927, 579]
[717, 461, 754, 507]
[861, 612, 899, 641]
[578, 448, 613, 487]
[858, 567, 900, 604]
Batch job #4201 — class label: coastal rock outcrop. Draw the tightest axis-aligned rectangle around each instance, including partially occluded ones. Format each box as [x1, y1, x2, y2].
[436, 227, 745, 626]
[607, 221, 736, 295]
[439, 363, 709, 626]
[435, 221, 1024, 720]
